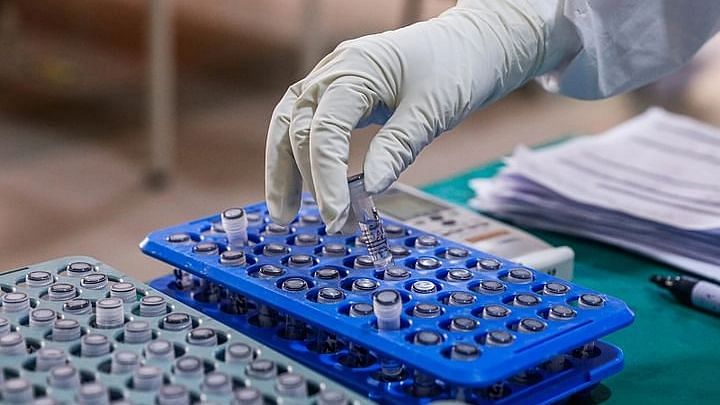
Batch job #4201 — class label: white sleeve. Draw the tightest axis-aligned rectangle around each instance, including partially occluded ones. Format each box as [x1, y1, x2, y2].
[537, 0, 720, 100]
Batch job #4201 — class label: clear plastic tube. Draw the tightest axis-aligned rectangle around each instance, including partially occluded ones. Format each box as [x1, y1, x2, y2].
[348, 174, 392, 272]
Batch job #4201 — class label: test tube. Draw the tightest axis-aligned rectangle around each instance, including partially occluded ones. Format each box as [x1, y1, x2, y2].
[373, 290, 404, 380]
[348, 174, 393, 272]
[76, 382, 110, 405]
[124, 320, 152, 344]
[95, 298, 125, 328]
[52, 319, 81, 342]
[49, 365, 81, 389]
[225, 342, 254, 363]
[139, 295, 167, 317]
[36, 347, 67, 371]
[133, 365, 164, 391]
[3, 378, 33, 403]
[233, 387, 263, 405]
[110, 282, 137, 303]
[0, 316, 9, 335]
[246, 359, 277, 379]
[202, 372, 233, 396]
[275, 373, 307, 398]
[3, 292, 31, 313]
[317, 390, 348, 405]
[145, 339, 174, 362]
[29, 308, 57, 328]
[111, 351, 140, 373]
[0, 332, 26, 355]
[81, 333, 111, 357]
[221, 208, 249, 249]
[157, 385, 190, 405]
[264, 223, 290, 236]
[25, 271, 53, 288]
[162, 313, 192, 331]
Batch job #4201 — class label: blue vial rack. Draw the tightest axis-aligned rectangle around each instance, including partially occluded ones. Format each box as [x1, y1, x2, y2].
[0, 256, 366, 404]
[140, 199, 634, 388]
[152, 272, 625, 404]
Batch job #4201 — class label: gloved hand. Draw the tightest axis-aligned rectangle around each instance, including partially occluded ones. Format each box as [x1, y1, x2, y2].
[265, 0, 579, 233]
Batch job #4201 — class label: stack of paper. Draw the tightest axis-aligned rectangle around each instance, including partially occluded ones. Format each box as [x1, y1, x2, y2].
[470, 108, 720, 282]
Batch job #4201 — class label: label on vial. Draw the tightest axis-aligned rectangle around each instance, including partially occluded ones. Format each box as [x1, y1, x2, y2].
[691, 281, 720, 313]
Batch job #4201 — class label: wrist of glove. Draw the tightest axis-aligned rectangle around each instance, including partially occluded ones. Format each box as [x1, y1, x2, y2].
[265, 0, 580, 233]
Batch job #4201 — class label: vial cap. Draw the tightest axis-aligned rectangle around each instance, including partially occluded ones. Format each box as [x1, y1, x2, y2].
[146, 339, 172, 355]
[519, 318, 546, 332]
[294, 234, 319, 245]
[508, 268, 533, 282]
[385, 224, 405, 238]
[0, 332, 24, 346]
[234, 387, 262, 402]
[487, 330, 514, 345]
[258, 264, 284, 277]
[163, 313, 191, 329]
[373, 290, 400, 306]
[97, 297, 123, 309]
[579, 294, 604, 307]
[514, 294, 541, 306]
[31, 308, 56, 322]
[26, 271, 52, 284]
[111, 282, 136, 293]
[54, 318, 80, 330]
[414, 331, 442, 345]
[4, 378, 31, 392]
[477, 280, 505, 293]
[66, 261, 94, 275]
[125, 320, 151, 333]
[277, 372, 304, 388]
[447, 269, 472, 281]
[220, 251, 246, 263]
[415, 257, 440, 270]
[167, 233, 191, 243]
[288, 255, 313, 266]
[322, 244, 346, 256]
[281, 278, 308, 292]
[477, 258, 501, 271]
[114, 351, 140, 365]
[248, 359, 275, 374]
[227, 343, 253, 360]
[141, 295, 165, 306]
[64, 299, 91, 313]
[413, 303, 441, 317]
[353, 256, 374, 268]
[265, 223, 289, 235]
[299, 214, 321, 224]
[446, 247, 469, 259]
[389, 245, 410, 257]
[81, 273, 108, 287]
[318, 390, 347, 405]
[246, 212, 263, 222]
[318, 288, 344, 302]
[384, 267, 409, 280]
[193, 242, 219, 254]
[452, 343, 480, 357]
[352, 278, 378, 291]
[222, 208, 245, 220]
[450, 317, 477, 331]
[411, 280, 437, 294]
[549, 305, 576, 319]
[51, 365, 77, 378]
[415, 235, 439, 247]
[49, 283, 75, 296]
[204, 371, 231, 388]
[262, 244, 288, 256]
[484, 305, 510, 318]
[83, 333, 109, 345]
[349, 303, 373, 316]
[449, 292, 475, 305]
[544, 282, 570, 295]
[176, 356, 202, 372]
[159, 384, 187, 398]
[188, 328, 217, 344]
[314, 268, 340, 280]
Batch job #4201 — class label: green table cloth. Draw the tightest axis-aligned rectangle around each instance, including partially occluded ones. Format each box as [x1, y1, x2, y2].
[422, 161, 720, 404]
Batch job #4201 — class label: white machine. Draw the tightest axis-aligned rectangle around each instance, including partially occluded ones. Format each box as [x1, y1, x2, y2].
[375, 184, 574, 280]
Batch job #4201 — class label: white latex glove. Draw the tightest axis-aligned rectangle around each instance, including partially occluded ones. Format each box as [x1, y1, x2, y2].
[265, 0, 579, 233]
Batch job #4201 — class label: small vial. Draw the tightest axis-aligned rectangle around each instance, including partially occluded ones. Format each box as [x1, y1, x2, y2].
[548, 305, 576, 320]
[66, 261, 94, 277]
[314, 267, 341, 280]
[317, 390, 348, 405]
[517, 318, 546, 333]
[233, 387, 263, 405]
[317, 288, 344, 304]
[257, 264, 285, 278]
[221, 208, 249, 249]
[63, 298, 92, 315]
[574, 341, 598, 358]
[76, 382, 109, 405]
[446, 268, 473, 282]
[157, 384, 190, 405]
[162, 313, 192, 331]
[133, 365, 164, 391]
[411, 280, 437, 294]
[414, 235, 439, 250]
[145, 339, 174, 362]
[81, 333, 111, 357]
[348, 174, 393, 272]
[578, 293, 605, 308]
[314, 330, 340, 354]
[110, 282, 137, 303]
[351, 278, 378, 293]
[474, 280, 506, 295]
[445, 247, 469, 261]
[287, 254, 314, 268]
[95, 298, 125, 328]
[512, 294, 541, 307]
[477, 258, 501, 271]
[0, 316, 9, 335]
[48, 283, 76, 301]
[49, 364, 81, 389]
[264, 223, 290, 236]
[187, 327, 218, 346]
[202, 372, 233, 395]
[247, 212, 263, 223]
[124, 320, 152, 343]
[33, 398, 60, 405]
[173, 269, 193, 290]
[384, 266, 410, 281]
[412, 370, 437, 397]
[256, 304, 278, 327]
[3, 378, 33, 403]
[3, 292, 31, 313]
[111, 351, 140, 373]
[193, 241, 220, 255]
[321, 243, 346, 257]
[246, 359, 277, 379]
[282, 315, 306, 340]
[412, 303, 442, 319]
[373, 290, 404, 380]
[385, 224, 406, 239]
[194, 280, 221, 303]
[174, 355, 204, 378]
[298, 214, 321, 226]
[261, 243, 288, 256]
[0, 332, 26, 355]
[450, 317, 477, 332]
[225, 342, 254, 363]
[36, 347, 67, 371]
[167, 233, 192, 244]
[485, 330, 515, 346]
[281, 278, 309, 292]
[26, 271, 53, 288]
[81, 274, 108, 290]
[413, 330, 443, 345]
[415, 257, 441, 271]
[543, 282, 570, 296]
[140, 295, 167, 317]
[348, 303, 373, 317]
[352, 255, 375, 269]
[545, 355, 569, 372]
[389, 245, 411, 258]
[210, 221, 226, 233]
[52, 319, 81, 341]
[447, 291, 476, 306]
[221, 292, 249, 315]
[450, 343, 480, 361]
[506, 268, 534, 283]
[482, 305, 511, 319]
[275, 373, 307, 398]
[220, 250, 247, 266]
[294, 233, 319, 246]
[29, 308, 57, 328]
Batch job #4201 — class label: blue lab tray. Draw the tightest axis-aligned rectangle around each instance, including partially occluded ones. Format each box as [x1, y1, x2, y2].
[152, 273, 626, 404]
[140, 199, 635, 388]
[0, 256, 366, 404]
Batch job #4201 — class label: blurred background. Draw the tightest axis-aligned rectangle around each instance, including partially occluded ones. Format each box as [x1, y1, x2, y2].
[1, 0, 719, 279]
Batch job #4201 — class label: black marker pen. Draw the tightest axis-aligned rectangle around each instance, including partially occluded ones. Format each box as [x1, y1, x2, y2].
[650, 275, 720, 315]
